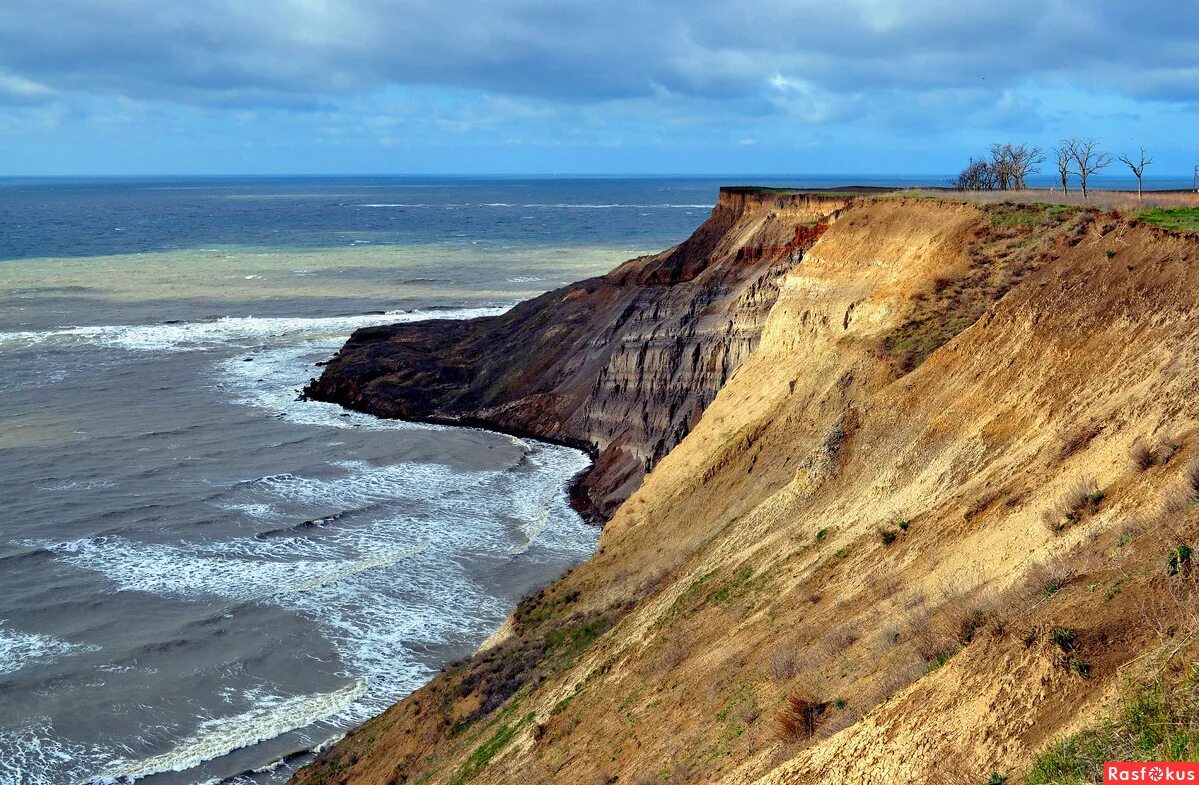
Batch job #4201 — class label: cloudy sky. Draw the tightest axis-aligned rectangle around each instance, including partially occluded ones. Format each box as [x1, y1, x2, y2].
[1, 0, 1196, 175]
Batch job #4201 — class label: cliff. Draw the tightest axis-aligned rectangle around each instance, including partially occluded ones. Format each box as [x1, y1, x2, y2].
[294, 192, 1199, 785]
[304, 188, 849, 520]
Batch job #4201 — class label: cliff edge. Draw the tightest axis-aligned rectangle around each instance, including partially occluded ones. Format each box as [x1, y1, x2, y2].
[303, 188, 849, 520]
[294, 193, 1199, 785]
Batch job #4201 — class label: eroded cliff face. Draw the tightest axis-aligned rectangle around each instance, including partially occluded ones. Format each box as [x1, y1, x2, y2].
[305, 188, 848, 519]
[294, 194, 1199, 785]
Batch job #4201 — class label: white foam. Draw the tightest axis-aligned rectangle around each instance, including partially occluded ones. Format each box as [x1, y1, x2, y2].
[0, 720, 108, 785]
[49, 534, 430, 602]
[0, 623, 96, 676]
[8, 300, 597, 783]
[0, 306, 509, 353]
[95, 679, 367, 782]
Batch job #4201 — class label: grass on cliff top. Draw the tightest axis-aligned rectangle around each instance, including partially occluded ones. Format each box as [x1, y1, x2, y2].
[1137, 207, 1199, 233]
[1026, 670, 1199, 784]
[878, 201, 1090, 376]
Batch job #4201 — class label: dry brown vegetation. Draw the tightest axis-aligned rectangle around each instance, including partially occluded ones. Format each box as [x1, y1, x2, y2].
[920, 188, 1199, 212]
[773, 692, 828, 744]
[292, 193, 1199, 785]
[1042, 477, 1104, 533]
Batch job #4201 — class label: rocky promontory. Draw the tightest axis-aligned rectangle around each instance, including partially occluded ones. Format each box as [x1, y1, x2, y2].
[304, 188, 849, 519]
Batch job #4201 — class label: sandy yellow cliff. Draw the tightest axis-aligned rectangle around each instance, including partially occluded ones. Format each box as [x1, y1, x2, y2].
[295, 192, 1199, 784]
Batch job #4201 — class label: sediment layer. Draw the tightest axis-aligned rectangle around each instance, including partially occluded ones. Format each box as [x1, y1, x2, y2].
[303, 188, 849, 520]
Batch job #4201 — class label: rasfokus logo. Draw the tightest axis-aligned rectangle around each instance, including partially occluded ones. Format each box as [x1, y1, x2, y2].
[1105, 763, 1199, 782]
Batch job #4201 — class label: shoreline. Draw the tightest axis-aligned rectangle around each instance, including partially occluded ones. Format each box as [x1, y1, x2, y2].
[298, 387, 604, 524]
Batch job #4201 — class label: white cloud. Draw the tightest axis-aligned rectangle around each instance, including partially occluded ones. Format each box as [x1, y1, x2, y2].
[0, 71, 55, 102]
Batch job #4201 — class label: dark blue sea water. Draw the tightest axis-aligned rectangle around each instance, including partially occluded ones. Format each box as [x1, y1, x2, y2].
[0, 175, 806, 262]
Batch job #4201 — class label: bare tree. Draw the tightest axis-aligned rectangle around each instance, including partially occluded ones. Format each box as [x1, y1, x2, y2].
[1008, 144, 1044, 190]
[1066, 137, 1112, 198]
[1119, 146, 1153, 200]
[1053, 143, 1072, 194]
[954, 158, 995, 190]
[985, 143, 1043, 190]
[988, 144, 1016, 190]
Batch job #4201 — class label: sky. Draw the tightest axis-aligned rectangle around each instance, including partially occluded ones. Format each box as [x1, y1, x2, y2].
[1, 0, 1197, 176]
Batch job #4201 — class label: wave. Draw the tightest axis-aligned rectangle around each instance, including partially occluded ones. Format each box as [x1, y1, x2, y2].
[91, 679, 367, 783]
[0, 623, 97, 676]
[0, 305, 510, 353]
[0, 719, 109, 785]
[46, 533, 431, 602]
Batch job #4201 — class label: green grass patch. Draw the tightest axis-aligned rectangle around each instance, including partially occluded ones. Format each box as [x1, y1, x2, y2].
[1027, 672, 1199, 784]
[925, 647, 959, 673]
[451, 711, 535, 784]
[711, 564, 754, 605]
[1138, 207, 1199, 233]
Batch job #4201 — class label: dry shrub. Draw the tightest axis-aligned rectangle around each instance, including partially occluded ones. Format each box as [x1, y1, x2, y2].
[945, 596, 996, 645]
[768, 646, 801, 681]
[1042, 477, 1103, 533]
[1130, 437, 1157, 471]
[1162, 462, 1199, 515]
[658, 639, 687, 672]
[935, 577, 1001, 644]
[1137, 571, 1199, 648]
[1132, 434, 1181, 471]
[774, 691, 828, 743]
[867, 569, 902, 602]
[820, 623, 860, 657]
[902, 603, 957, 664]
[1157, 432, 1182, 465]
[1022, 556, 1079, 599]
[1058, 423, 1103, 461]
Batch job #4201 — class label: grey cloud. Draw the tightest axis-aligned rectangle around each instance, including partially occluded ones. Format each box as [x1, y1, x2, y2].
[0, 0, 1196, 112]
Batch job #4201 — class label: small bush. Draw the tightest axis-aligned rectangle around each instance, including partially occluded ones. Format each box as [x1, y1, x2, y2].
[1050, 626, 1078, 652]
[878, 527, 899, 545]
[1164, 462, 1199, 514]
[925, 648, 959, 672]
[1024, 557, 1077, 598]
[1042, 478, 1103, 533]
[769, 647, 801, 681]
[1130, 437, 1157, 471]
[774, 692, 828, 743]
[1167, 544, 1194, 577]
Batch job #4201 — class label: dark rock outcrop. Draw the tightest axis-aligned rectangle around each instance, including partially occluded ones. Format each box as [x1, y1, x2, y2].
[303, 188, 850, 520]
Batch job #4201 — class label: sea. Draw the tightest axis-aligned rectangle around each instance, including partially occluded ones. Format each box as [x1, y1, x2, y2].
[0, 172, 1189, 785]
[0, 175, 783, 785]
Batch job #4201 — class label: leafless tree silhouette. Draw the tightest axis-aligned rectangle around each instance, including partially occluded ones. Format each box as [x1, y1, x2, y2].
[1053, 143, 1072, 195]
[1065, 138, 1112, 198]
[1119, 147, 1153, 200]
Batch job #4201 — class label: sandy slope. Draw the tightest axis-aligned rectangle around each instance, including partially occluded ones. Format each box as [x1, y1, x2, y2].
[293, 194, 1199, 785]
